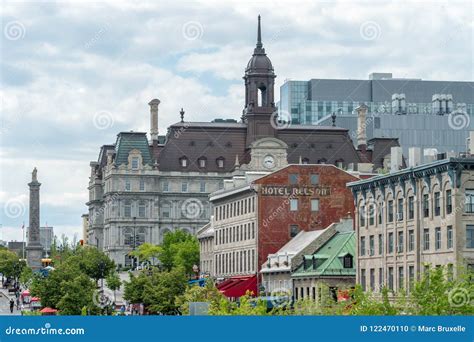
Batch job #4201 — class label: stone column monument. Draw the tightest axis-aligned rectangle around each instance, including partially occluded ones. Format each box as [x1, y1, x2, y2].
[26, 167, 43, 270]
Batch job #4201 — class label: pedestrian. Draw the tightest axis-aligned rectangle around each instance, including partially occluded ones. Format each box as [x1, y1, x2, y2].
[16, 297, 20, 310]
[9, 298, 14, 313]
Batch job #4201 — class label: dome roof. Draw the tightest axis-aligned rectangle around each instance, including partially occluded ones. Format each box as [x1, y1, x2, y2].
[245, 15, 274, 76]
[246, 52, 274, 75]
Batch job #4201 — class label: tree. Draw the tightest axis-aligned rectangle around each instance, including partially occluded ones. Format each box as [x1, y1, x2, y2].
[130, 243, 161, 265]
[160, 230, 199, 274]
[142, 268, 188, 315]
[57, 273, 97, 315]
[106, 272, 122, 302]
[68, 246, 115, 283]
[123, 272, 151, 304]
[19, 266, 33, 287]
[176, 279, 226, 314]
[0, 250, 26, 283]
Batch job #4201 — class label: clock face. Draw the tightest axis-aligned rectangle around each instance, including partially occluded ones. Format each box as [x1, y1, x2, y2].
[263, 155, 275, 169]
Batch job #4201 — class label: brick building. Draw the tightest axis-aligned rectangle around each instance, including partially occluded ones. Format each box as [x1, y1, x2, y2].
[207, 164, 361, 296]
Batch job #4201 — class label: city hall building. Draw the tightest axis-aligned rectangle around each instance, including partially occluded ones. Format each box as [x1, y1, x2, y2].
[87, 16, 400, 267]
[348, 157, 474, 293]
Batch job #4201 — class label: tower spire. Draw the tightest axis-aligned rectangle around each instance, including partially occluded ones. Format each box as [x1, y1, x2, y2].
[256, 15, 262, 49]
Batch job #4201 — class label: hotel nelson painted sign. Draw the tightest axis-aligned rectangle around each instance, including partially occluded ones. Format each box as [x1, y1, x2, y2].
[260, 185, 331, 196]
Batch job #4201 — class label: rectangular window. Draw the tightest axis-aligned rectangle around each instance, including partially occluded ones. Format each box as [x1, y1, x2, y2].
[360, 269, 366, 291]
[398, 266, 404, 290]
[388, 200, 394, 222]
[131, 157, 139, 170]
[408, 196, 414, 219]
[138, 201, 146, 218]
[423, 228, 430, 250]
[310, 174, 319, 185]
[388, 232, 394, 253]
[397, 198, 404, 221]
[447, 225, 453, 249]
[289, 174, 298, 185]
[290, 199, 298, 211]
[388, 267, 394, 290]
[139, 178, 145, 191]
[199, 159, 206, 168]
[408, 265, 415, 291]
[290, 225, 299, 238]
[162, 181, 169, 192]
[370, 269, 375, 291]
[181, 182, 188, 193]
[360, 206, 366, 227]
[435, 227, 441, 250]
[467, 225, 474, 248]
[125, 179, 131, 191]
[397, 231, 404, 253]
[408, 230, 414, 252]
[369, 235, 374, 256]
[423, 194, 429, 217]
[378, 206, 383, 224]
[200, 181, 206, 193]
[465, 190, 474, 213]
[311, 199, 319, 212]
[378, 234, 383, 255]
[360, 236, 366, 256]
[434, 192, 440, 216]
[124, 201, 132, 217]
[446, 190, 452, 214]
[379, 268, 384, 290]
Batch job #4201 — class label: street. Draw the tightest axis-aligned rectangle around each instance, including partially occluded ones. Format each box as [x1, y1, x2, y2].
[0, 289, 21, 316]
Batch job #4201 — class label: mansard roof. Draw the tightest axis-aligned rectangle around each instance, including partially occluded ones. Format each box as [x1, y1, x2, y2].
[114, 132, 153, 166]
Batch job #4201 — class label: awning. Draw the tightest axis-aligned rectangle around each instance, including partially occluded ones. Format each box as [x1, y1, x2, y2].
[21, 290, 30, 296]
[216, 275, 257, 298]
[40, 307, 58, 314]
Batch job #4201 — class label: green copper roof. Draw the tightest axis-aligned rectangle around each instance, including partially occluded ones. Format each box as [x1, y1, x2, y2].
[115, 132, 153, 166]
[292, 231, 355, 277]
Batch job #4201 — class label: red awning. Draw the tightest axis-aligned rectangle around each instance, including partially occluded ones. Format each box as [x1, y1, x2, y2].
[40, 307, 58, 313]
[21, 290, 30, 296]
[217, 276, 257, 298]
[31, 297, 40, 302]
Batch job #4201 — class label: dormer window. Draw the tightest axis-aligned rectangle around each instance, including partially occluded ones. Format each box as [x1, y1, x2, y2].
[131, 157, 139, 170]
[198, 157, 207, 168]
[216, 157, 225, 169]
[343, 254, 353, 269]
[302, 158, 309, 164]
[179, 157, 188, 168]
[335, 159, 344, 168]
[318, 158, 327, 164]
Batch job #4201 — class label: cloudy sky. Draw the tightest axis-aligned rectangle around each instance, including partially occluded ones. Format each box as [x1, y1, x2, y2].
[1, 0, 472, 243]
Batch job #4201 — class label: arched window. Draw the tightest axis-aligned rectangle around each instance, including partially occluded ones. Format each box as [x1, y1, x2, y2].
[198, 156, 207, 168]
[343, 253, 353, 268]
[257, 84, 267, 107]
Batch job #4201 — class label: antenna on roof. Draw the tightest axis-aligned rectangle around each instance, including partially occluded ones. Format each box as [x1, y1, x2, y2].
[180, 108, 185, 123]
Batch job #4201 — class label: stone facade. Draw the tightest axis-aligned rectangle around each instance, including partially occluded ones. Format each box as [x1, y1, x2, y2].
[26, 168, 43, 270]
[197, 223, 214, 277]
[349, 157, 474, 293]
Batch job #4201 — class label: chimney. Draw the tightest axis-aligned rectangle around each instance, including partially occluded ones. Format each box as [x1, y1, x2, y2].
[423, 148, 438, 164]
[390, 146, 403, 172]
[356, 103, 368, 150]
[408, 147, 421, 167]
[148, 98, 160, 142]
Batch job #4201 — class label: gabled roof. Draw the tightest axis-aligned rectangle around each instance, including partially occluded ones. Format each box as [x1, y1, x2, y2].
[292, 231, 355, 277]
[114, 132, 153, 166]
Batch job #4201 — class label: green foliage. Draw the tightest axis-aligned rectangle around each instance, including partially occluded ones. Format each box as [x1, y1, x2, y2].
[160, 230, 199, 274]
[123, 272, 150, 304]
[176, 279, 226, 315]
[106, 272, 121, 302]
[349, 286, 398, 315]
[19, 266, 33, 287]
[130, 243, 161, 265]
[143, 268, 188, 314]
[210, 291, 267, 316]
[0, 249, 25, 279]
[67, 246, 115, 282]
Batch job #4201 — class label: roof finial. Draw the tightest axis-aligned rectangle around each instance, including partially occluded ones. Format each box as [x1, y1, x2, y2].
[256, 15, 262, 49]
[180, 108, 185, 123]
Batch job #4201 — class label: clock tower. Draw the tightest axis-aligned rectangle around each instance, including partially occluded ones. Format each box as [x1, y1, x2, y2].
[244, 16, 277, 147]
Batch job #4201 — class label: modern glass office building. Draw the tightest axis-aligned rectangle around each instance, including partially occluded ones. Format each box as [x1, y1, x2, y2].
[279, 73, 474, 154]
